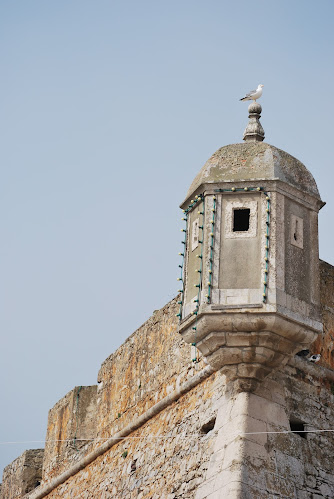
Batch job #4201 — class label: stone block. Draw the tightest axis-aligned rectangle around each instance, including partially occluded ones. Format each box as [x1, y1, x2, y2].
[209, 479, 243, 498]
[241, 346, 283, 365]
[295, 490, 311, 499]
[236, 363, 272, 381]
[257, 331, 295, 354]
[207, 347, 242, 366]
[305, 474, 317, 488]
[213, 468, 235, 491]
[214, 398, 233, 431]
[266, 471, 296, 497]
[242, 416, 268, 446]
[225, 332, 255, 347]
[255, 377, 286, 406]
[218, 364, 238, 380]
[319, 482, 334, 497]
[243, 439, 269, 462]
[275, 452, 304, 485]
[213, 426, 238, 452]
[197, 331, 226, 356]
[195, 478, 216, 499]
[231, 377, 260, 393]
[220, 438, 244, 471]
[205, 448, 225, 478]
[245, 392, 289, 427]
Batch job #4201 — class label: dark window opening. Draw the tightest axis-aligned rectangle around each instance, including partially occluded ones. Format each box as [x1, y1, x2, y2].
[233, 209, 250, 232]
[201, 417, 216, 434]
[290, 420, 306, 439]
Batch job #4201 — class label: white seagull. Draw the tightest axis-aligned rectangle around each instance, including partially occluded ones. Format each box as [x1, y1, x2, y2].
[308, 354, 321, 363]
[240, 84, 264, 102]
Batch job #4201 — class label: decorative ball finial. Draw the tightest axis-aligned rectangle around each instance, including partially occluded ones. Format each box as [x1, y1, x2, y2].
[243, 102, 265, 142]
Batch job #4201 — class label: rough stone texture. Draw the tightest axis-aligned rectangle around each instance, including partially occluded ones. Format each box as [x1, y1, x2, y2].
[95, 297, 205, 442]
[42, 385, 97, 482]
[1, 449, 44, 498]
[184, 142, 321, 203]
[33, 371, 223, 499]
[197, 364, 334, 498]
[312, 260, 334, 370]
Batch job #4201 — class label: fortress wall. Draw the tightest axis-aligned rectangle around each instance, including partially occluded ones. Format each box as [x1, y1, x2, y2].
[2, 262, 334, 498]
[313, 260, 334, 370]
[272, 366, 334, 497]
[1, 450, 44, 499]
[32, 296, 207, 490]
[197, 363, 334, 498]
[23, 355, 334, 498]
[35, 370, 224, 499]
[95, 296, 203, 440]
[42, 385, 97, 482]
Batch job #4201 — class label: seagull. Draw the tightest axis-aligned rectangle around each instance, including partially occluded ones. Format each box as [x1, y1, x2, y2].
[308, 354, 321, 363]
[240, 84, 264, 102]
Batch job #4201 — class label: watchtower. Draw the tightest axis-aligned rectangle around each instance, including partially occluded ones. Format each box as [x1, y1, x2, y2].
[177, 103, 324, 391]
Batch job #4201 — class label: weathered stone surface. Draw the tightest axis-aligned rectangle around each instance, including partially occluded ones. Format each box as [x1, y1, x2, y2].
[184, 142, 321, 203]
[95, 297, 204, 442]
[311, 260, 334, 370]
[1, 449, 44, 498]
[42, 384, 97, 481]
[33, 370, 222, 499]
[1, 265, 334, 498]
[179, 138, 323, 385]
[196, 331, 226, 356]
[243, 102, 265, 142]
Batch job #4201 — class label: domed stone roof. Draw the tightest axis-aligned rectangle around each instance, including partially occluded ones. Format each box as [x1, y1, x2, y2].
[186, 142, 321, 200]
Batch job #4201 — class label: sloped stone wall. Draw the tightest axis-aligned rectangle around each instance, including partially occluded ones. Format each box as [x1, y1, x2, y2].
[95, 296, 200, 440]
[42, 385, 97, 482]
[37, 371, 224, 499]
[1, 450, 44, 499]
[40, 296, 201, 484]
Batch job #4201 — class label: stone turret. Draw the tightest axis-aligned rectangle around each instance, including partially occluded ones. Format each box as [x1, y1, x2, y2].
[177, 110, 325, 391]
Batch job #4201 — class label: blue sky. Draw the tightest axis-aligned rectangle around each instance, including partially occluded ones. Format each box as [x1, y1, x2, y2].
[1, 0, 334, 476]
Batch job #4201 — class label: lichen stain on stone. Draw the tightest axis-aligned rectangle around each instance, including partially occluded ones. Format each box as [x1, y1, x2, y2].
[185, 143, 320, 202]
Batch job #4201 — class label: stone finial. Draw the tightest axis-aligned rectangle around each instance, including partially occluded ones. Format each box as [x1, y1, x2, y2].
[243, 102, 265, 142]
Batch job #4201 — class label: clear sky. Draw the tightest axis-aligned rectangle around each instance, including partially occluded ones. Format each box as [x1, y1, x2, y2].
[1, 0, 334, 477]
